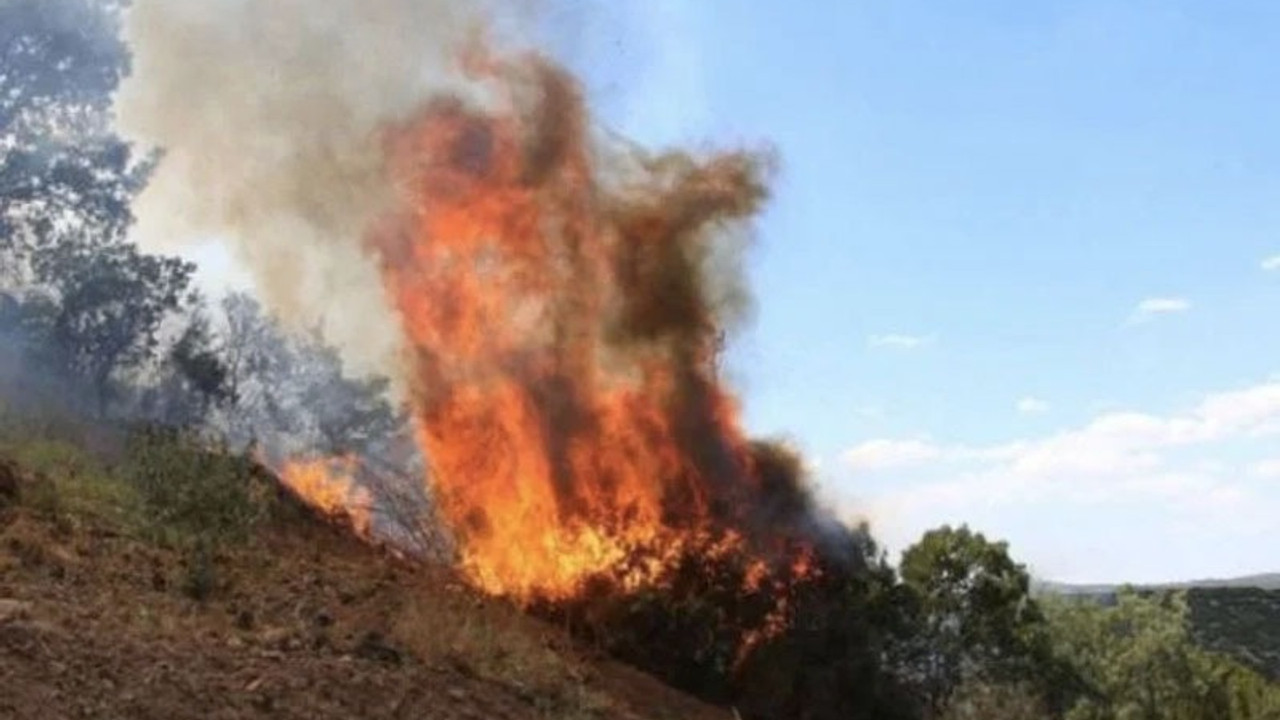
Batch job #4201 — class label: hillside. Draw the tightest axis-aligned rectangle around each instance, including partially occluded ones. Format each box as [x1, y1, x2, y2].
[1187, 587, 1280, 681]
[1036, 574, 1280, 595]
[1036, 578, 1280, 681]
[0, 447, 728, 720]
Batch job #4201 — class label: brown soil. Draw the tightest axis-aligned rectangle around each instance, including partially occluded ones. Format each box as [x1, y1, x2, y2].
[0, 470, 730, 720]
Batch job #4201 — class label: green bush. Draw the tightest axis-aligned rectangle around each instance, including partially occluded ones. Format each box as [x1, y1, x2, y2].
[0, 418, 138, 529]
[117, 426, 276, 598]
[119, 425, 268, 547]
[936, 680, 1050, 720]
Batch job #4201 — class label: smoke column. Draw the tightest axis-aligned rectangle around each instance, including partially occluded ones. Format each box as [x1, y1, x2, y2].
[114, 0, 512, 377]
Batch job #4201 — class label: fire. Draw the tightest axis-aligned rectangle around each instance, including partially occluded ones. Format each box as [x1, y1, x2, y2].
[234, 35, 833, 637]
[736, 545, 822, 668]
[353, 46, 820, 602]
[279, 456, 374, 538]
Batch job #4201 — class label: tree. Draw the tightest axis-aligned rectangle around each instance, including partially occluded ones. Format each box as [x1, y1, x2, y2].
[2, 0, 139, 275]
[1043, 589, 1280, 720]
[141, 299, 233, 428]
[898, 525, 1059, 712]
[732, 539, 925, 720]
[0, 0, 192, 417]
[216, 292, 293, 435]
[214, 292, 407, 459]
[0, 0, 126, 131]
[16, 237, 196, 416]
[170, 304, 232, 410]
[552, 523, 924, 720]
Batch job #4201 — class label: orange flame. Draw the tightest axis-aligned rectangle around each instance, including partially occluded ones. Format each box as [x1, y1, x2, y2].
[360, 48, 797, 600]
[308, 41, 818, 608]
[280, 456, 374, 538]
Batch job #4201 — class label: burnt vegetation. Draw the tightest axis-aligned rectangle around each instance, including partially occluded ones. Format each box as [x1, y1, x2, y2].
[3, 3, 1279, 719]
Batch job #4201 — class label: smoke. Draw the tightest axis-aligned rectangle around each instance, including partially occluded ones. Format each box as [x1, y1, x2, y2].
[113, 0, 517, 378]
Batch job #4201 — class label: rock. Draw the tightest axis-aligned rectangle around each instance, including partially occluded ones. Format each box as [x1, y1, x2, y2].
[0, 599, 33, 624]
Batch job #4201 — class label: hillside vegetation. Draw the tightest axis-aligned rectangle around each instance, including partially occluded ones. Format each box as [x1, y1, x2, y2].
[7, 430, 1280, 720]
[5, 427, 1280, 720]
[1037, 582, 1280, 682]
[1187, 589, 1280, 681]
[0, 429, 728, 720]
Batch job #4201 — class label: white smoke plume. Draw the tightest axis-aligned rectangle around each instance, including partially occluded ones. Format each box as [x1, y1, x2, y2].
[113, 0, 518, 379]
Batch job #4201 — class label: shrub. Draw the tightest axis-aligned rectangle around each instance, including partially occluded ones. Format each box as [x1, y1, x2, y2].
[118, 425, 272, 597]
[936, 680, 1050, 720]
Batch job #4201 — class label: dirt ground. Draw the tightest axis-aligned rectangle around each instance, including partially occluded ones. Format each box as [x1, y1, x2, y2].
[0, 471, 729, 720]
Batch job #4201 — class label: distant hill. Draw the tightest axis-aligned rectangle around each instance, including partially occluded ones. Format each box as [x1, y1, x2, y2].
[1034, 572, 1280, 596]
[1034, 575, 1280, 681]
[1186, 587, 1280, 681]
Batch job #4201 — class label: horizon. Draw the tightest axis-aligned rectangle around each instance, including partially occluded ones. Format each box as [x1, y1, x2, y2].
[175, 1, 1280, 586]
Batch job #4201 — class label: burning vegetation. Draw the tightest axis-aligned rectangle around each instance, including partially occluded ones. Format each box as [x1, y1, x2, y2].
[266, 40, 898, 711]
[366, 47, 822, 601]
[13, 2, 1278, 719]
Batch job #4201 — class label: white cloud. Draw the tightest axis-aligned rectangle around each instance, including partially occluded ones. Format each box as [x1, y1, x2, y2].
[1262, 255, 1280, 272]
[1016, 397, 1051, 415]
[868, 333, 934, 350]
[843, 439, 941, 472]
[838, 380, 1280, 581]
[1128, 297, 1191, 324]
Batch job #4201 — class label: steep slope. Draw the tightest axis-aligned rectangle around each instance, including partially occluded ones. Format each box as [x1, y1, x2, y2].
[0, 451, 730, 720]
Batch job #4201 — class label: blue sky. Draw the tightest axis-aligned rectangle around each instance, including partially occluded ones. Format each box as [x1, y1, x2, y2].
[558, 1, 1280, 583]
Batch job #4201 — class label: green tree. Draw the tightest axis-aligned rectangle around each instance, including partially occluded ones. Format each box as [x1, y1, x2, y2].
[899, 525, 1059, 712]
[1044, 589, 1280, 720]
[1, 0, 194, 417]
[21, 236, 196, 415]
[141, 299, 233, 427]
[2, 0, 137, 270]
[0, 0, 125, 130]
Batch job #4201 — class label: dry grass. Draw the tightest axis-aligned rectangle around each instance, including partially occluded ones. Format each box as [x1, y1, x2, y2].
[391, 575, 615, 719]
[0, 423, 725, 720]
[0, 420, 141, 530]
